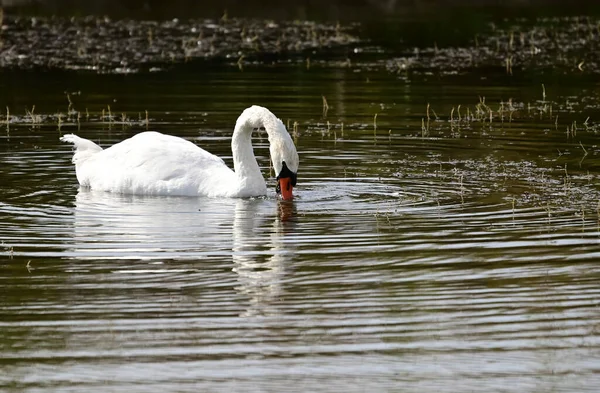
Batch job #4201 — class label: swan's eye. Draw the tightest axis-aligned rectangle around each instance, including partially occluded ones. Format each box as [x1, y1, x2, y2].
[259, 126, 266, 131]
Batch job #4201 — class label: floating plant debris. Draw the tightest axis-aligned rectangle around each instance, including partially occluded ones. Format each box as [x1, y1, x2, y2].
[0, 15, 359, 73]
[382, 16, 600, 76]
[1, 15, 599, 76]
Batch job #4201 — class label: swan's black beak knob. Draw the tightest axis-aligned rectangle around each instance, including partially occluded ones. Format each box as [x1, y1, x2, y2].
[276, 161, 297, 200]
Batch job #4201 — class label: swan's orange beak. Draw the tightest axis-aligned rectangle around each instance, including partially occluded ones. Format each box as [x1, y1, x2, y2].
[278, 177, 294, 200]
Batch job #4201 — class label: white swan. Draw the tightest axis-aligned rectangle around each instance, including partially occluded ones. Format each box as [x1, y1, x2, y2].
[60, 106, 299, 199]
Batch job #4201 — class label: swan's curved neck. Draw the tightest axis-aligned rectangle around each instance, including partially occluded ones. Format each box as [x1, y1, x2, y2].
[231, 124, 262, 182]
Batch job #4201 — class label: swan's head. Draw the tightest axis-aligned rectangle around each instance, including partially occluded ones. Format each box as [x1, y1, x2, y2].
[265, 113, 299, 202]
[237, 106, 299, 200]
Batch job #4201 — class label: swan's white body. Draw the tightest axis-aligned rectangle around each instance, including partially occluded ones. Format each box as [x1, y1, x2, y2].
[61, 106, 299, 198]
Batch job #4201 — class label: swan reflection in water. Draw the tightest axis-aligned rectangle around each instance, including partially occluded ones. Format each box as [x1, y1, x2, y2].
[232, 199, 297, 317]
[72, 189, 297, 316]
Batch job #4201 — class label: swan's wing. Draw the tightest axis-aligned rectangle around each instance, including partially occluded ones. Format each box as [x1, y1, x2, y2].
[78, 132, 236, 196]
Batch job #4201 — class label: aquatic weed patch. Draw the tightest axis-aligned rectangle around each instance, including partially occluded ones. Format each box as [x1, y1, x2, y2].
[290, 89, 600, 215]
[0, 16, 359, 73]
[382, 16, 600, 76]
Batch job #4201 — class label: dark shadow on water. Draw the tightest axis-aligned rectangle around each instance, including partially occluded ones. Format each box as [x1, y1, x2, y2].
[5, 0, 600, 20]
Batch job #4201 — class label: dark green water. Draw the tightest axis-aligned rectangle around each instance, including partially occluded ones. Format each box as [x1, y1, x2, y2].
[1, 12, 600, 392]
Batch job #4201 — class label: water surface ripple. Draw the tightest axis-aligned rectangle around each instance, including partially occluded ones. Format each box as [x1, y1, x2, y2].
[2, 64, 600, 392]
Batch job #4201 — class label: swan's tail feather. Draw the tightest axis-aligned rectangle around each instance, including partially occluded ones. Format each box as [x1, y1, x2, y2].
[60, 134, 102, 164]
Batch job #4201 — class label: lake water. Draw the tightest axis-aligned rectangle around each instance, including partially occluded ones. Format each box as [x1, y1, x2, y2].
[1, 11, 600, 392]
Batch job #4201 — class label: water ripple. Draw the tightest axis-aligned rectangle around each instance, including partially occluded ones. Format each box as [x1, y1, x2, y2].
[2, 66, 600, 392]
